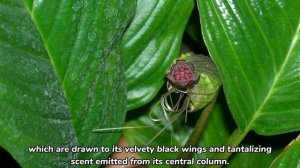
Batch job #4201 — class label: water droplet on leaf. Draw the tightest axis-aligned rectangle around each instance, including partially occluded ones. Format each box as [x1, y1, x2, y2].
[72, 1, 83, 12]
[88, 32, 96, 41]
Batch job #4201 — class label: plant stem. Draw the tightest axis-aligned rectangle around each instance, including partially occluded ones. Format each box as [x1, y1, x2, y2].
[171, 91, 220, 168]
[206, 128, 249, 168]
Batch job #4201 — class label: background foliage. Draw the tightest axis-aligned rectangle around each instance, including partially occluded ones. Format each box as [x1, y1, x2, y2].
[0, 0, 299, 168]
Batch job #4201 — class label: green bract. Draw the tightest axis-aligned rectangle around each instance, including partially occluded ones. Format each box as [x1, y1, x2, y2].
[177, 53, 221, 111]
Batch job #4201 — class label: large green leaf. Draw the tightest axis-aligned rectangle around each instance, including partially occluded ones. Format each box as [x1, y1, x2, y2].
[195, 98, 283, 168]
[22, 0, 136, 159]
[227, 152, 273, 168]
[0, 0, 77, 167]
[271, 134, 300, 168]
[223, 132, 297, 168]
[0, 0, 136, 167]
[198, 0, 300, 135]
[122, 0, 194, 110]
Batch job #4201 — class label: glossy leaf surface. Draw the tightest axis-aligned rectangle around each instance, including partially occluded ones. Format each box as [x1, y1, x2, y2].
[227, 152, 273, 168]
[195, 99, 275, 168]
[271, 135, 300, 168]
[198, 0, 300, 135]
[22, 0, 136, 159]
[0, 0, 77, 167]
[122, 0, 194, 110]
[0, 0, 136, 166]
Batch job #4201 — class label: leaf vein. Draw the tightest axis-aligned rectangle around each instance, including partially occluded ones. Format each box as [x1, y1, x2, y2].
[210, 0, 256, 125]
[248, 18, 300, 128]
[242, 0, 277, 73]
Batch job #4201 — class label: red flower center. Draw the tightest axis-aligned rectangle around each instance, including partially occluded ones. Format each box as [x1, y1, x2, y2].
[173, 65, 193, 80]
[167, 61, 199, 89]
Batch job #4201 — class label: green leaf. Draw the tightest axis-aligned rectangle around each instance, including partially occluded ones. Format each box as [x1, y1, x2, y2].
[22, 0, 136, 159]
[122, 0, 194, 110]
[0, 0, 136, 167]
[0, 1, 77, 167]
[198, 0, 300, 135]
[222, 132, 298, 168]
[227, 152, 273, 168]
[194, 97, 286, 168]
[271, 134, 300, 168]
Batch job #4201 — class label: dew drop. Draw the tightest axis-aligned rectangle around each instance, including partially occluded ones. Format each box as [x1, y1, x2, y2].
[79, 54, 88, 63]
[31, 41, 37, 49]
[88, 32, 96, 41]
[44, 90, 49, 96]
[104, 8, 113, 18]
[95, 50, 103, 58]
[72, 14, 77, 21]
[72, 1, 83, 12]
[34, 0, 43, 7]
[83, 0, 88, 7]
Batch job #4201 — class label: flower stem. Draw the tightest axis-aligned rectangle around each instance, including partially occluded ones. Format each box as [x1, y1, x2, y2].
[171, 90, 220, 168]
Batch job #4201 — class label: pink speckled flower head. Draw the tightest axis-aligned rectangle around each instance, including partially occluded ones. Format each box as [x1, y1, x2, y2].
[167, 61, 199, 89]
